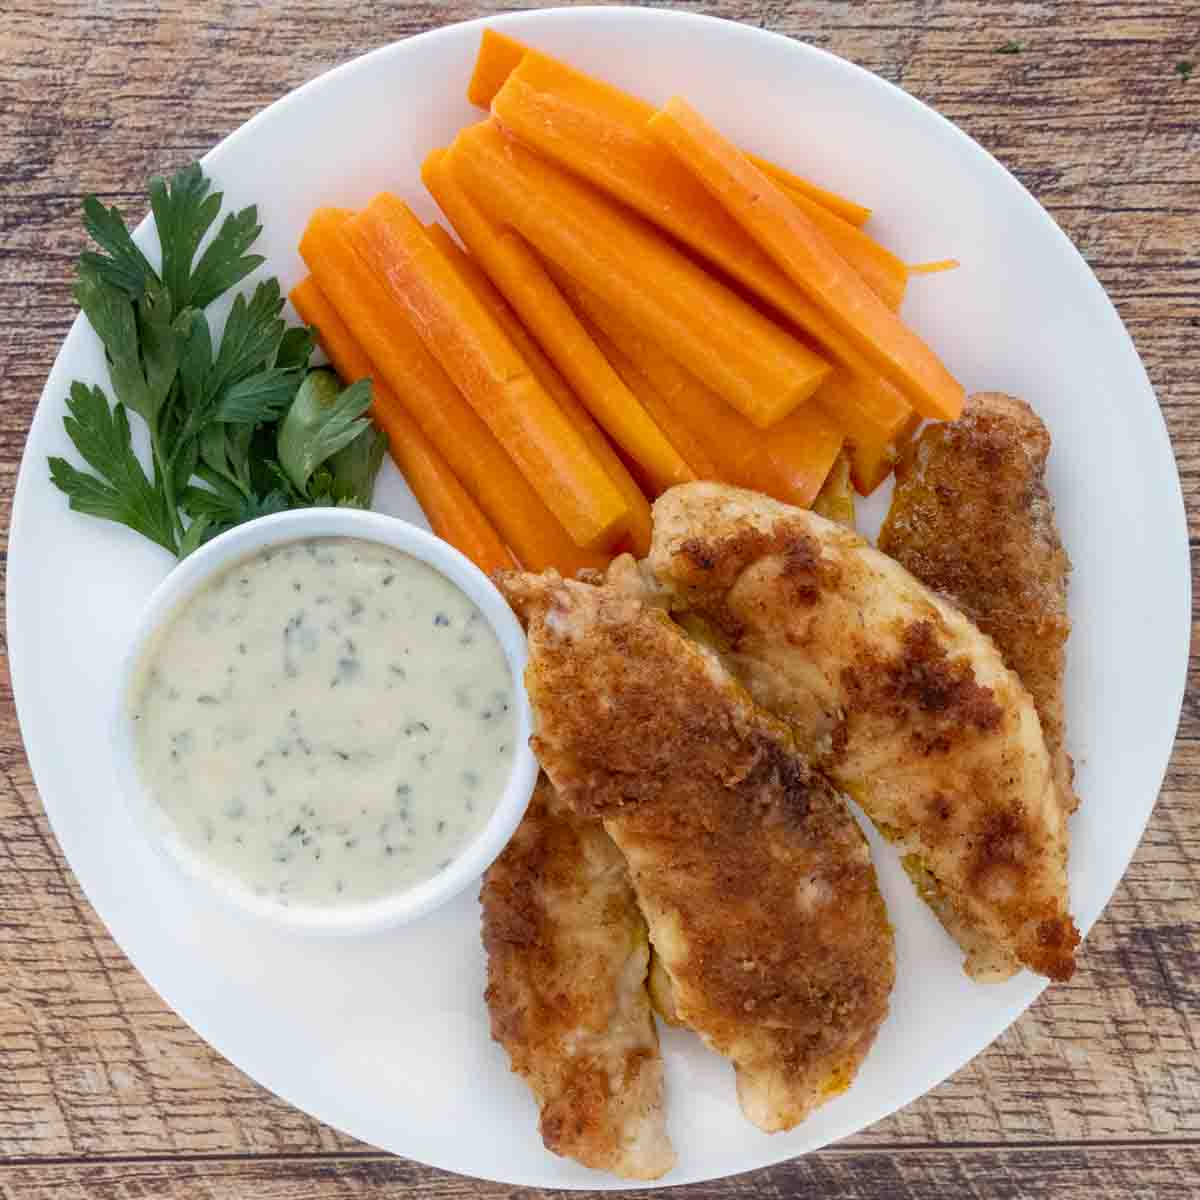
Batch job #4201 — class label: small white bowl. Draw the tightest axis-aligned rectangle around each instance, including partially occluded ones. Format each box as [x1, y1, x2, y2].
[111, 507, 537, 936]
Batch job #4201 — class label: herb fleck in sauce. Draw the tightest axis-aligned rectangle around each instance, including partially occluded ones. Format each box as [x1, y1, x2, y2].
[130, 537, 516, 908]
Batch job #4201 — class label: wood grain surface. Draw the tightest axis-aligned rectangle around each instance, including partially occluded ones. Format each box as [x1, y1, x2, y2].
[2, 2, 1197, 1198]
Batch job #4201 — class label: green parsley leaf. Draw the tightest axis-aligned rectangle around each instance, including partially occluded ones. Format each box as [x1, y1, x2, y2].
[324, 424, 387, 507]
[150, 163, 222, 313]
[149, 163, 266, 314]
[214, 366, 306, 424]
[276, 325, 317, 370]
[79, 195, 158, 300]
[277, 371, 374, 494]
[997, 40, 1023, 54]
[187, 204, 265, 312]
[48, 383, 177, 554]
[207, 280, 287, 398]
[1177, 60, 1194, 82]
[48, 161, 343, 559]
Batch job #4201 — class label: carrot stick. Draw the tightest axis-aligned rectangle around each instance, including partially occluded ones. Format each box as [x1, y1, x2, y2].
[298, 207, 608, 576]
[290, 275, 515, 575]
[816, 373, 925, 495]
[467, 28, 870, 226]
[486, 63, 909, 427]
[422, 150, 692, 496]
[908, 258, 961, 275]
[812, 369, 913, 446]
[748, 156, 871, 228]
[648, 97, 964, 422]
[424, 222, 653, 556]
[584, 321, 723, 483]
[780, 187, 906, 310]
[344, 194, 629, 551]
[563, 274, 842, 508]
[446, 120, 831, 429]
[843, 413, 924, 496]
[490, 57, 899, 306]
[467, 28, 531, 108]
[816, 369, 909, 494]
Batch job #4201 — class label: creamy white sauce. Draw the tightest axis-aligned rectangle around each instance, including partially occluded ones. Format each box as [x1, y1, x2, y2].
[129, 537, 516, 909]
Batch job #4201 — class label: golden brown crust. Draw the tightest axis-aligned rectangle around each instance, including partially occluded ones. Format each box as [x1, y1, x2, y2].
[480, 775, 674, 1180]
[649, 482, 1078, 983]
[879, 393, 1076, 815]
[499, 571, 895, 1133]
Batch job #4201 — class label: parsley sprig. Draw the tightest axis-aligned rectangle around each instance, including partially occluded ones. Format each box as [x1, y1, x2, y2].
[49, 162, 386, 557]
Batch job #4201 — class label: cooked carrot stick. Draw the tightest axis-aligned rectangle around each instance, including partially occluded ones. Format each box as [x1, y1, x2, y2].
[813, 369, 913, 446]
[584, 320, 722, 483]
[486, 65, 908, 427]
[648, 97, 964, 422]
[811, 451, 856, 529]
[781, 188, 906, 309]
[908, 258, 961, 275]
[290, 275, 514, 575]
[299, 208, 608, 575]
[467, 28, 870, 226]
[761, 404, 846, 509]
[490, 57, 899, 306]
[748, 156, 871, 228]
[446, 120, 831, 429]
[843, 410, 925, 496]
[563, 274, 842, 508]
[467, 28, 530, 108]
[815, 368, 910, 495]
[345, 194, 629, 551]
[423, 150, 692, 496]
[424, 222, 654, 556]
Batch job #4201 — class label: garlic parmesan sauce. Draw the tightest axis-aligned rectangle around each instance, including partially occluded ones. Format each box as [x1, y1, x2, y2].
[129, 537, 517, 909]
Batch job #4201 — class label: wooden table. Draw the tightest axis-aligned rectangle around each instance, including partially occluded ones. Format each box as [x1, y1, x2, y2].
[2, 3, 1197, 1197]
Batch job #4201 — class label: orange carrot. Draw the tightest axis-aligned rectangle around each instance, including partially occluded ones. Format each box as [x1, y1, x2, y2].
[290, 275, 514, 575]
[491, 56, 898, 306]
[816, 369, 910, 495]
[781, 187, 906, 309]
[584, 320, 722, 483]
[648, 97, 964, 422]
[564, 274, 842, 508]
[467, 28, 870, 226]
[843, 411, 924, 496]
[345, 194, 629, 551]
[748, 155, 871, 228]
[423, 150, 692, 496]
[813, 369, 913, 446]
[299, 207, 608, 576]
[486, 62, 909, 428]
[446, 119, 832, 429]
[424, 222, 654, 556]
[761, 405, 846, 509]
[467, 28, 530, 108]
[908, 258, 960, 275]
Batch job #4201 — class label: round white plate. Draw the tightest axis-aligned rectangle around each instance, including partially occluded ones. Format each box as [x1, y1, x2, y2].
[8, 6, 1190, 1189]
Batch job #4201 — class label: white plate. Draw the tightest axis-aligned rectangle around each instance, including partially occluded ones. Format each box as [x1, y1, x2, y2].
[8, 6, 1190, 1189]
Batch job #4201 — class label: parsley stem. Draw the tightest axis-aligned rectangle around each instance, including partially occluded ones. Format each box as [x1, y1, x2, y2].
[150, 425, 183, 550]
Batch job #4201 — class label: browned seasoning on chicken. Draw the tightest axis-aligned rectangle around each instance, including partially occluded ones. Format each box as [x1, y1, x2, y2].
[498, 568, 895, 1133]
[879, 391, 1076, 816]
[480, 774, 674, 1180]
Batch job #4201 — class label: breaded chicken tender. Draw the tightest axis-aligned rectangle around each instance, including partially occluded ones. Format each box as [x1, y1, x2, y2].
[499, 570, 895, 1133]
[880, 393, 1076, 815]
[648, 483, 1078, 982]
[480, 775, 674, 1180]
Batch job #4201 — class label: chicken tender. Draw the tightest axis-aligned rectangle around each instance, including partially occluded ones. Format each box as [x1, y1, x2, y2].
[499, 570, 895, 1134]
[880, 392, 1076, 815]
[648, 482, 1078, 982]
[480, 775, 674, 1180]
